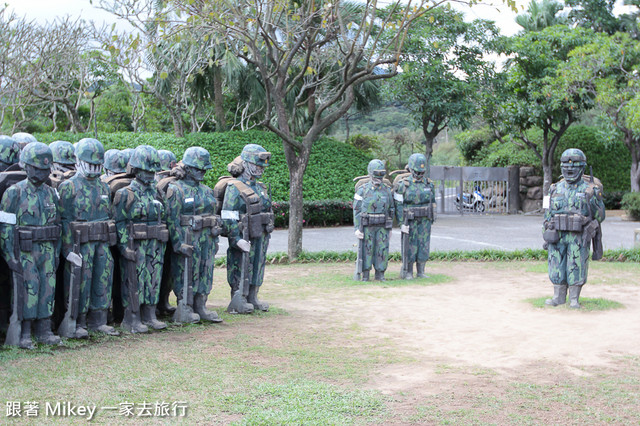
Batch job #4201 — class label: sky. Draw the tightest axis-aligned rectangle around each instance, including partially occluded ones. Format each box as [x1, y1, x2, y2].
[5, 0, 531, 36]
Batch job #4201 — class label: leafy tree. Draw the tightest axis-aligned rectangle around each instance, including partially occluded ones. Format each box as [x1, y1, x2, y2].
[565, 0, 620, 34]
[164, 0, 462, 258]
[489, 25, 598, 194]
[561, 32, 640, 191]
[516, 0, 568, 32]
[388, 6, 498, 171]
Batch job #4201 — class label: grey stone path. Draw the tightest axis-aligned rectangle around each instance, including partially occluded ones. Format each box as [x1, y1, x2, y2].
[217, 213, 640, 255]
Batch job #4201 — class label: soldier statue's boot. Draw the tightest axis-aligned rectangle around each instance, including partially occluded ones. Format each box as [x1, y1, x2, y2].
[405, 263, 414, 280]
[141, 304, 167, 330]
[545, 285, 567, 306]
[87, 309, 120, 336]
[19, 320, 35, 350]
[157, 290, 176, 316]
[374, 270, 386, 281]
[34, 318, 61, 345]
[74, 313, 89, 339]
[247, 286, 269, 312]
[569, 285, 582, 309]
[416, 262, 429, 278]
[193, 293, 223, 322]
[121, 307, 148, 334]
[172, 299, 200, 324]
[362, 270, 370, 282]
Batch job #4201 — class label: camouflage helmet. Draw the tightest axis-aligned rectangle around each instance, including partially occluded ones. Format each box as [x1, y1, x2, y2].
[241, 144, 271, 167]
[407, 153, 428, 173]
[50, 140, 76, 165]
[11, 132, 37, 145]
[0, 135, 20, 165]
[367, 159, 386, 177]
[75, 138, 105, 165]
[560, 148, 587, 166]
[158, 149, 177, 171]
[104, 149, 127, 173]
[129, 145, 161, 172]
[183, 147, 213, 170]
[20, 142, 53, 170]
[121, 148, 134, 167]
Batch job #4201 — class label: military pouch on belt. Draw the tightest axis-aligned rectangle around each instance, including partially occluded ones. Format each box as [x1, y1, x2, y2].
[108, 221, 117, 246]
[132, 223, 169, 242]
[363, 213, 387, 227]
[18, 225, 61, 251]
[542, 222, 560, 244]
[410, 206, 433, 220]
[18, 229, 32, 252]
[554, 214, 584, 232]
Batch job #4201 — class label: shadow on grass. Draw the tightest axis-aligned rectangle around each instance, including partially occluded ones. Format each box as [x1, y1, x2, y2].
[525, 297, 625, 311]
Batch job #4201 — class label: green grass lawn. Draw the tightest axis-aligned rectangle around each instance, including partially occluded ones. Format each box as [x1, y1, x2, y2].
[1, 261, 639, 424]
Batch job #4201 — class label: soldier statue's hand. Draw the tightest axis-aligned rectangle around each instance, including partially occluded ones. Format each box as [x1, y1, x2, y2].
[122, 248, 137, 261]
[237, 239, 251, 253]
[178, 243, 194, 257]
[6, 258, 20, 272]
[354, 230, 364, 240]
[401, 224, 410, 234]
[66, 252, 83, 267]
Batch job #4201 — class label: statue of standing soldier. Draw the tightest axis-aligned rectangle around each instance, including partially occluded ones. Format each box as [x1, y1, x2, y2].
[164, 147, 222, 323]
[543, 148, 605, 308]
[221, 144, 274, 314]
[353, 159, 394, 281]
[393, 153, 436, 279]
[113, 145, 169, 332]
[49, 141, 76, 189]
[1, 142, 61, 348]
[57, 138, 118, 338]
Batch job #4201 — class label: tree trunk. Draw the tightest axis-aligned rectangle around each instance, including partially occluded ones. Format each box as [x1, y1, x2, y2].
[171, 110, 184, 138]
[542, 149, 553, 196]
[213, 66, 226, 132]
[625, 132, 640, 192]
[64, 101, 86, 133]
[283, 142, 310, 260]
[344, 114, 350, 142]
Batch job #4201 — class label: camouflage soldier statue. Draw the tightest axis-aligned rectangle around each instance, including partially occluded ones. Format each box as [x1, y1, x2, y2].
[543, 148, 605, 309]
[102, 149, 128, 179]
[393, 153, 436, 280]
[49, 141, 76, 189]
[11, 132, 37, 150]
[0, 142, 61, 348]
[353, 160, 394, 281]
[164, 147, 222, 323]
[58, 138, 119, 337]
[0, 136, 21, 333]
[158, 150, 177, 172]
[221, 144, 274, 314]
[113, 145, 169, 332]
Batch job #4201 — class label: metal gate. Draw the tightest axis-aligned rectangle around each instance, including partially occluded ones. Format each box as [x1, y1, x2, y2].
[430, 166, 519, 215]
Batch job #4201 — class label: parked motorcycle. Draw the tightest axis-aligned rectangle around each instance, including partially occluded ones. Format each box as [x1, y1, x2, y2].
[455, 186, 486, 212]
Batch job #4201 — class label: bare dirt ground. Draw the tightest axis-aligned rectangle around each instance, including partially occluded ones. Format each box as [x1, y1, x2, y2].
[260, 262, 640, 423]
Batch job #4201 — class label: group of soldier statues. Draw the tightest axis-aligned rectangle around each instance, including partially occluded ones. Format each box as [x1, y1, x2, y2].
[0, 134, 274, 349]
[353, 153, 436, 282]
[353, 148, 605, 309]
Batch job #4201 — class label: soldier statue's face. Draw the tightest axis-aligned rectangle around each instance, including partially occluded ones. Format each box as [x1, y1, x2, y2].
[245, 161, 264, 178]
[134, 168, 155, 186]
[411, 169, 425, 182]
[561, 163, 584, 184]
[186, 166, 206, 182]
[25, 164, 50, 186]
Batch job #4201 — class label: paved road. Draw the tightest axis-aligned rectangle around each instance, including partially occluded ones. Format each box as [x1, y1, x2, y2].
[217, 213, 640, 255]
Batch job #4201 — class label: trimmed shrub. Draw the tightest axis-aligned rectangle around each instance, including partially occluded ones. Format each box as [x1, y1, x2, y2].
[34, 130, 372, 202]
[273, 199, 353, 227]
[621, 192, 640, 220]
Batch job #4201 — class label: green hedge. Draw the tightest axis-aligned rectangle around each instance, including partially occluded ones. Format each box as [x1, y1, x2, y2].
[273, 199, 353, 228]
[621, 192, 640, 220]
[34, 130, 372, 202]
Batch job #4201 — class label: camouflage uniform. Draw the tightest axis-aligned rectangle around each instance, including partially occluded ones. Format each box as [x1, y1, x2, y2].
[0, 136, 20, 332]
[0, 142, 61, 348]
[544, 148, 605, 308]
[353, 160, 394, 281]
[222, 144, 274, 314]
[49, 141, 76, 190]
[394, 153, 436, 279]
[58, 138, 118, 337]
[113, 145, 168, 331]
[164, 147, 222, 323]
